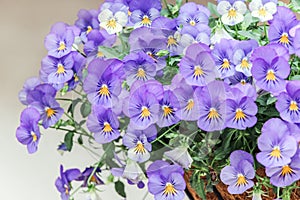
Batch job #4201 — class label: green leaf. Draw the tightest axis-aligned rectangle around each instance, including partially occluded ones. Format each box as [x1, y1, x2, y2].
[64, 132, 74, 151]
[176, 0, 183, 7]
[60, 85, 69, 96]
[114, 181, 126, 198]
[80, 101, 91, 118]
[238, 30, 260, 40]
[190, 171, 206, 200]
[291, 75, 300, 80]
[98, 46, 121, 59]
[77, 135, 83, 145]
[267, 96, 277, 105]
[67, 98, 81, 115]
[207, 2, 220, 17]
[241, 13, 252, 30]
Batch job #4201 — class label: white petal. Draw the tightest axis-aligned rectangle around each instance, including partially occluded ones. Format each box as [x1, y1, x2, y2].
[128, 148, 150, 163]
[221, 13, 244, 26]
[249, 0, 263, 12]
[265, 2, 277, 15]
[98, 9, 113, 23]
[217, 1, 231, 15]
[115, 11, 128, 26]
[234, 1, 247, 14]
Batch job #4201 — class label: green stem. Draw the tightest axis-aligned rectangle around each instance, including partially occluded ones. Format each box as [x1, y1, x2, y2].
[158, 139, 172, 149]
[163, 0, 172, 15]
[73, 90, 85, 98]
[264, 22, 269, 43]
[235, 25, 239, 38]
[63, 112, 93, 139]
[151, 122, 180, 144]
[277, 186, 280, 198]
[55, 98, 73, 102]
[72, 44, 86, 58]
[77, 142, 101, 158]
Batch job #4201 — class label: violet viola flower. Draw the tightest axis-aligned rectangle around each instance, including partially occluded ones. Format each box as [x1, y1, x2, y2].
[122, 125, 157, 163]
[129, 0, 161, 28]
[147, 160, 186, 200]
[83, 58, 123, 107]
[75, 9, 100, 41]
[16, 107, 41, 154]
[220, 150, 255, 194]
[256, 118, 298, 167]
[212, 39, 237, 79]
[77, 167, 104, 187]
[41, 53, 74, 85]
[26, 83, 57, 105]
[87, 105, 120, 144]
[196, 81, 228, 132]
[157, 88, 181, 128]
[18, 77, 41, 105]
[55, 165, 81, 200]
[225, 88, 258, 130]
[123, 51, 157, 86]
[44, 22, 75, 58]
[291, 25, 300, 58]
[217, 0, 247, 26]
[177, 2, 210, 29]
[180, 25, 211, 46]
[266, 154, 300, 187]
[233, 39, 258, 77]
[225, 72, 251, 86]
[179, 43, 217, 86]
[67, 52, 86, 91]
[276, 81, 300, 123]
[251, 45, 290, 94]
[249, 0, 277, 22]
[124, 80, 163, 130]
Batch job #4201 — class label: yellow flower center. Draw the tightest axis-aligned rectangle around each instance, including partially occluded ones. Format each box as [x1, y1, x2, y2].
[270, 146, 281, 158]
[136, 68, 146, 79]
[90, 175, 97, 183]
[194, 65, 204, 78]
[58, 41, 66, 51]
[258, 7, 267, 17]
[280, 33, 289, 45]
[134, 141, 146, 154]
[240, 79, 247, 85]
[235, 108, 246, 121]
[208, 108, 220, 120]
[141, 106, 151, 118]
[163, 105, 173, 117]
[57, 64, 65, 74]
[46, 108, 56, 118]
[106, 18, 117, 29]
[86, 25, 93, 34]
[74, 74, 79, 82]
[99, 84, 110, 97]
[222, 59, 230, 69]
[280, 165, 294, 176]
[163, 183, 177, 196]
[185, 99, 194, 111]
[31, 132, 37, 142]
[189, 20, 196, 26]
[103, 122, 113, 133]
[141, 15, 151, 26]
[97, 51, 104, 58]
[289, 101, 298, 111]
[128, 10, 132, 16]
[266, 70, 276, 81]
[228, 8, 237, 18]
[167, 36, 177, 47]
[236, 174, 247, 186]
[241, 58, 250, 69]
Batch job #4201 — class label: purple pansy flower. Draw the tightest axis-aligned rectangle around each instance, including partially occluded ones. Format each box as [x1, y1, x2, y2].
[220, 150, 255, 194]
[44, 22, 75, 58]
[83, 58, 123, 107]
[147, 160, 186, 200]
[251, 45, 290, 94]
[55, 165, 81, 200]
[180, 25, 211, 46]
[87, 105, 120, 144]
[266, 154, 300, 187]
[129, 0, 161, 28]
[226, 88, 257, 130]
[256, 118, 298, 167]
[67, 52, 86, 91]
[18, 77, 41, 105]
[123, 125, 157, 163]
[16, 107, 41, 154]
[77, 167, 104, 187]
[276, 81, 300, 123]
[217, 0, 247, 26]
[291, 25, 300, 58]
[75, 9, 99, 41]
[26, 83, 57, 105]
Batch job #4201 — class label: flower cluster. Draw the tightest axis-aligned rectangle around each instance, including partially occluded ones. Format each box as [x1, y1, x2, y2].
[16, 0, 300, 199]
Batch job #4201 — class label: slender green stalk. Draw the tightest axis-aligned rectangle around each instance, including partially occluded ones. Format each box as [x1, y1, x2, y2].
[55, 98, 73, 102]
[264, 22, 269, 43]
[235, 25, 239, 38]
[277, 187, 280, 199]
[63, 112, 93, 139]
[72, 44, 86, 58]
[151, 122, 180, 144]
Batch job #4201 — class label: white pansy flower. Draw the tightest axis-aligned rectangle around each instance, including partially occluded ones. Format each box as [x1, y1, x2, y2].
[211, 26, 234, 44]
[98, 9, 128, 34]
[217, 1, 247, 26]
[249, 0, 277, 22]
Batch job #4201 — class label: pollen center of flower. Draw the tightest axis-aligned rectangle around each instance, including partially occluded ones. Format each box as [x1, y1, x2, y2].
[58, 41, 66, 51]
[189, 19, 196, 26]
[167, 36, 177, 47]
[289, 101, 298, 111]
[90, 175, 97, 183]
[240, 79, 247, 85]
[99, 84, 110, 97]
[141, 15, 151, 26]
[64, 185, 69, 195]
[163, 182, 177, 196]
[31, 132, 37, 142]
[222, 59, 230, 69]
[185, 99, 194, 111]
[141, 106, 151, 118]
[163, 105, 173, 117]
[236, 174, 247, 186]
[228, 8, 237, 18]
[74, 74, 79, 82]
[128, 10, 132, 16]
[208, 108, 220, 120]
[266, 70, 276, 81]
[280, 165, 294, 176]
[270, 146, 281, 158]
[241, 58, 250, 69]
[134, 141, 146, 154]
[97, 51, 104, 58]
[258, 7, 267, 17]
[280, 33, 289, 44]
[46, 108, 56, 118]
[136, 68, 146, 79]
[194, 65, 204, 78]
[86, 25, 93, 34]
[235, 108, 246, 121]
[103, 122, 113, 133]
[107, 18, 117, 29]
[57, 64, 65, 74]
